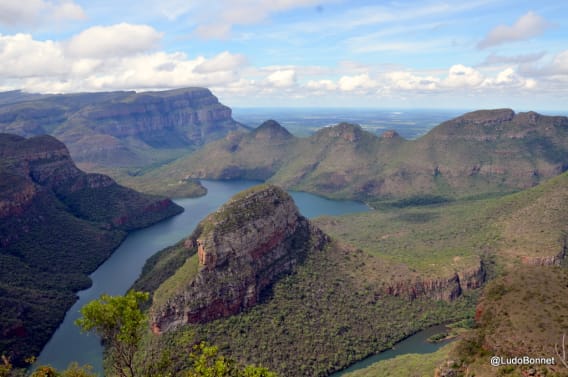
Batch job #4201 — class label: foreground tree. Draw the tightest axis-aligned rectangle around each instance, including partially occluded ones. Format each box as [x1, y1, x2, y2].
[75, 291, 277, 377]
[187, 343, 277, 377]
[76, 291, 149, 377]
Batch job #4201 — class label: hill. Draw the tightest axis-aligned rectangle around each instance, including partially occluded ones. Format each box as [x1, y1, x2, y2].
[0, 133, 183, 366]
[154, 109, 568, 202]
[131, 184, 480, 376]
[324, 171, 568, 377]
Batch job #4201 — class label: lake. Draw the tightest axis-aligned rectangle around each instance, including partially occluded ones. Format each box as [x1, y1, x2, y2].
[35, 180, 370, 374]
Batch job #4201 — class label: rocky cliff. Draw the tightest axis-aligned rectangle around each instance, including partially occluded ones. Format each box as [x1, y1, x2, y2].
[383, 261, 486, 301]
[150, 185, 330, 333]
[0, 133, 183, 365]
[0, 88, 245, 167]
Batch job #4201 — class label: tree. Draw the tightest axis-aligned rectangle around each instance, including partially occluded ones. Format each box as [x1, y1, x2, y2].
[187, 343, 277, 377]
[76, 291, 149, 377]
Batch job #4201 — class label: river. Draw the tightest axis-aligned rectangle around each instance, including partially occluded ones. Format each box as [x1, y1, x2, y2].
[35, 180, 370, 373]
[330, 325, 452, 376]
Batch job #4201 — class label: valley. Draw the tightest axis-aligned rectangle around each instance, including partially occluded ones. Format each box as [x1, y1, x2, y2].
[0, 87, 566, 377]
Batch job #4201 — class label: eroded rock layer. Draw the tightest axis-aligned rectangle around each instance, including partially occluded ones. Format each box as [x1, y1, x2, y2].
[151, 185, 330, 333]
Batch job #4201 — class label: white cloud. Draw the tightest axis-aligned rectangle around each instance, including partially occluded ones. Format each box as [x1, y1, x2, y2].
[549, 50, 568, 75]
[386, 71, 439, 91]
[478, 11, 550, 49]
[0, 30, 249, 93]
[191, 0, 324, 39]
[306, 79, 337, 91]
[265, 69, 297, 88]
[193, 51, 248, 73]
[338, 73, 377, 92]
[0, 34, 67, 77]
[481, 51, 546, 66]
[444, 64, 484, 88]
[0, 0, 85, 27]
[66, 23, 162, 58]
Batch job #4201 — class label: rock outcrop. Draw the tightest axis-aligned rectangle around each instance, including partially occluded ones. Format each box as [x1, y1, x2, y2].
[0, 133, 183, 234]
[521, 246, 566, 266]
[150, 185, 330, 333]
[383, 262, 485, 301]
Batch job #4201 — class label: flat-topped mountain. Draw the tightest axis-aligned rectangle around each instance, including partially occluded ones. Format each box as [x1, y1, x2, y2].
[162, 109, 568, 202]
[148, 185, 329, 333]
[0, 133, 183, 365]
[0, 88, 246, 167]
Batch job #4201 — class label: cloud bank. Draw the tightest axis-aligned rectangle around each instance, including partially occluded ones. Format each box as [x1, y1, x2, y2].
[478, 11, 551, 49]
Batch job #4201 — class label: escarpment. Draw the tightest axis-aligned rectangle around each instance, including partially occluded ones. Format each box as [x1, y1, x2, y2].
[0, 88, 245, 167]
[150, 185, 330, 333]
[0, 133, 183, 364]
[383, 261, 486, 301]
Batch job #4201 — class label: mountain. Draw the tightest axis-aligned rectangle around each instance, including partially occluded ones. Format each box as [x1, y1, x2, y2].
[132, 184, 479, 376]
[0, 133, 183, 365]
[160, 109, 568, 202]
[148, 184, 329, 333]
[0, 88, 246, 168]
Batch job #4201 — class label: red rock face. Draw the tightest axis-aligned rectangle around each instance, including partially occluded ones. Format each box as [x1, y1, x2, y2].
[521, 248, 566, 266]
[383, 263, 485, 301]
[150, 185, 330, 333]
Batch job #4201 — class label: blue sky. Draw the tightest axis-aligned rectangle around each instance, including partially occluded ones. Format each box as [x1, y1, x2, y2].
[0, 0, 567, 110]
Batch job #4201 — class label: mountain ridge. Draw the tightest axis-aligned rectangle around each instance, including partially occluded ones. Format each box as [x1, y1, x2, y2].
[154, 108, 568, 202]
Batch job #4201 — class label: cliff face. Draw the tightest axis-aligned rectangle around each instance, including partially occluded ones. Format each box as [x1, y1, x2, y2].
[383, 262, 485, 301]
[75, 88, 235, 145]
[150, 185, 330, 333]
[0, 133, 183, 364]
[0, 133, 182, 234]
[0, 88, 244, 167]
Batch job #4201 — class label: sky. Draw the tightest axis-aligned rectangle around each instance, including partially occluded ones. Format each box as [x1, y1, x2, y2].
[0, 0, 567, 111]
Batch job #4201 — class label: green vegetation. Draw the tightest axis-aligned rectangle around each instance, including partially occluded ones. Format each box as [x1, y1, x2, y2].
[0, 191, 125, 366]
[131, 240, 197, 306]
[145, 111, 568, 200]
[77, 291, 149, 377]
[0, 358, 97, 377]
[315, 198, 495, 278]
[133, 170, 567, 376]
[86, 165, 207, 199]
[452, 266, 568, 377]
[140, 242, 478, 377]
[341, 342, 456, 377]
[75, 291, 277, 377]
[0, 134, 183, 366]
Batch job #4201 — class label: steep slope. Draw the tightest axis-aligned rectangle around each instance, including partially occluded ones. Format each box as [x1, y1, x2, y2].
[0, 133, 183, 365]
[159, 110, 568, 201]
[148, 184, 329, 332]
[0, 88, 245, 168]
[175, 119, 296, 180]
